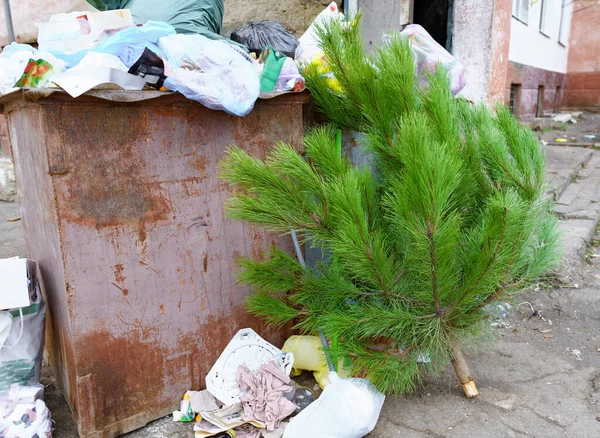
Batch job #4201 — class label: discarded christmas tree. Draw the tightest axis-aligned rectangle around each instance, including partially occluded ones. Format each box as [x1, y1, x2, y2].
[219, 17, 561, 397]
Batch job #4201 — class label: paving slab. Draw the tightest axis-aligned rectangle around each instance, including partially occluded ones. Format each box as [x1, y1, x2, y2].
[544, 146, 592, 200]
[0, 201, 25, 259]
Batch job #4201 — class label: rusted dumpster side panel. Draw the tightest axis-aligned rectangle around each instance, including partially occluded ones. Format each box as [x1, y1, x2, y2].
[2, 102, 80, 415]
[1, 92, 307, 438]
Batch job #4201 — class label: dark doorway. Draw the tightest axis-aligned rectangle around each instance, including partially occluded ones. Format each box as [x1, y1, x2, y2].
[536, 85, 545, 118]
[554, 86, 561, 113]
[413, 0, 453, 51]
[510, 84, 521, 116]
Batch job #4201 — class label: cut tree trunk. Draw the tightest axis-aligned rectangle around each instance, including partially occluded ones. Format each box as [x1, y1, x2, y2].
[450, 341, 479, 398]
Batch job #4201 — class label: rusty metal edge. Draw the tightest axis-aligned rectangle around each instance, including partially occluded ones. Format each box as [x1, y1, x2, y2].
[0, 89, 311, 110]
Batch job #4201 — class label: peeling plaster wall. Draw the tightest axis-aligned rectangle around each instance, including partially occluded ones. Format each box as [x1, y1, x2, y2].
[452, 0, 495, 103]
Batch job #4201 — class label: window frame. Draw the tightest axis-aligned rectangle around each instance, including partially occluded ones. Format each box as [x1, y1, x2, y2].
[512, 0, 530, 24]
[539, 0, 551, 37]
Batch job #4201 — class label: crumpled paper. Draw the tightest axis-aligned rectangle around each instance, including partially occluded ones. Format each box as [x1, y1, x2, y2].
[236, 360, 295, 431]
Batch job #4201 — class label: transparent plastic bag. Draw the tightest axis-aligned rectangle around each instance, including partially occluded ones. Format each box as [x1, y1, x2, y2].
[295, 2, 344, 65]
[159, 34, 260, 116]
[394, 24, 467, 96]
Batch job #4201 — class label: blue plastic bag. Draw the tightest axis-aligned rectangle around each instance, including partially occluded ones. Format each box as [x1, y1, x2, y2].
[94, 21, 176, 67]
[47, 21, 176, 69]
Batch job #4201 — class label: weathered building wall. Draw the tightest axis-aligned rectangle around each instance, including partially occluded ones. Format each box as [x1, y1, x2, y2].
[509, 0, 571, 74]
[507, 62, 566, 117]
[452, 0, 511, 106]
[564, 0, 600, 109]
[505, 0, 573, 117]
[223, 0, 331, 37]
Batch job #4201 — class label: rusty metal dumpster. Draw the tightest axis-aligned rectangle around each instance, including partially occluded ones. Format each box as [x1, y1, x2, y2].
[0, 90, 308, 438]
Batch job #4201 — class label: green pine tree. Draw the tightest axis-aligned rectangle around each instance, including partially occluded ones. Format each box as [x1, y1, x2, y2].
[219, 16, 561, 397]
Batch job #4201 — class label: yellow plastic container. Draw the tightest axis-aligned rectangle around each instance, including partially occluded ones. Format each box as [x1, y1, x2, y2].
[282, 335, 352, 388]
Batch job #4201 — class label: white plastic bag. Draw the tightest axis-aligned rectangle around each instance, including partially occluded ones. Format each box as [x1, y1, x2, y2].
[283, 372, 385, 438]
[37, 10, 134, 54]
[0, 281, 46, 395]
[295, 2, 344, 65]
[159, 34, 260, 117]
[395, 24, 467, 96]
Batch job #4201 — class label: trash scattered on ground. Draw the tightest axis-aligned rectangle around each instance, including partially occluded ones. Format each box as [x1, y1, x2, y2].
[552, 114, 572, 123]
[555, 138, 568, 143]
[0, 260, 51, 437]
[283, 371, 384, 438]
[568, 348, 582, 361]
[0, 259, 47, 395]
[0, 391, 53, 438]
[5, 218, 20, 223]
[237, 361, 295, 431]
[544, 334, 554, 339]
[283, 334, 384, 438]
[194, 401, 264, 436]
[206, 329, 294, 405]
[282, 335, 351, 388]
[231, 21, 299, 59]
[584, 134, 597, 140]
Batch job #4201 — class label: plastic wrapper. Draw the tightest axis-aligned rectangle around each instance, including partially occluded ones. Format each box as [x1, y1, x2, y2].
[274, 58, 305, 92]
[0, 44, 67, 96]
[259, 47, 286, 92]
[14, 60, 56, 89]
[231, 21, 299, 58]
[159, 34, 261, 117]
[128, 47, 167, 88]
[393, 24, 467, 96]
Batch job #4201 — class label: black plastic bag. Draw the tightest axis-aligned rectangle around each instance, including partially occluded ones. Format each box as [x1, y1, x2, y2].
[231, 21, 299, 58]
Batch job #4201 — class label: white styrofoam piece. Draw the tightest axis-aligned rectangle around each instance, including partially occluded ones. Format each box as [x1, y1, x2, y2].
[206, 328, 294, 405]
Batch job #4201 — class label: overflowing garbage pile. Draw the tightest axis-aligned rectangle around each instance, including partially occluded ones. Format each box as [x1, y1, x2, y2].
[0, 5, 307, 117]
[176, 328, 384, 438]
[0, 258, 52, 438]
